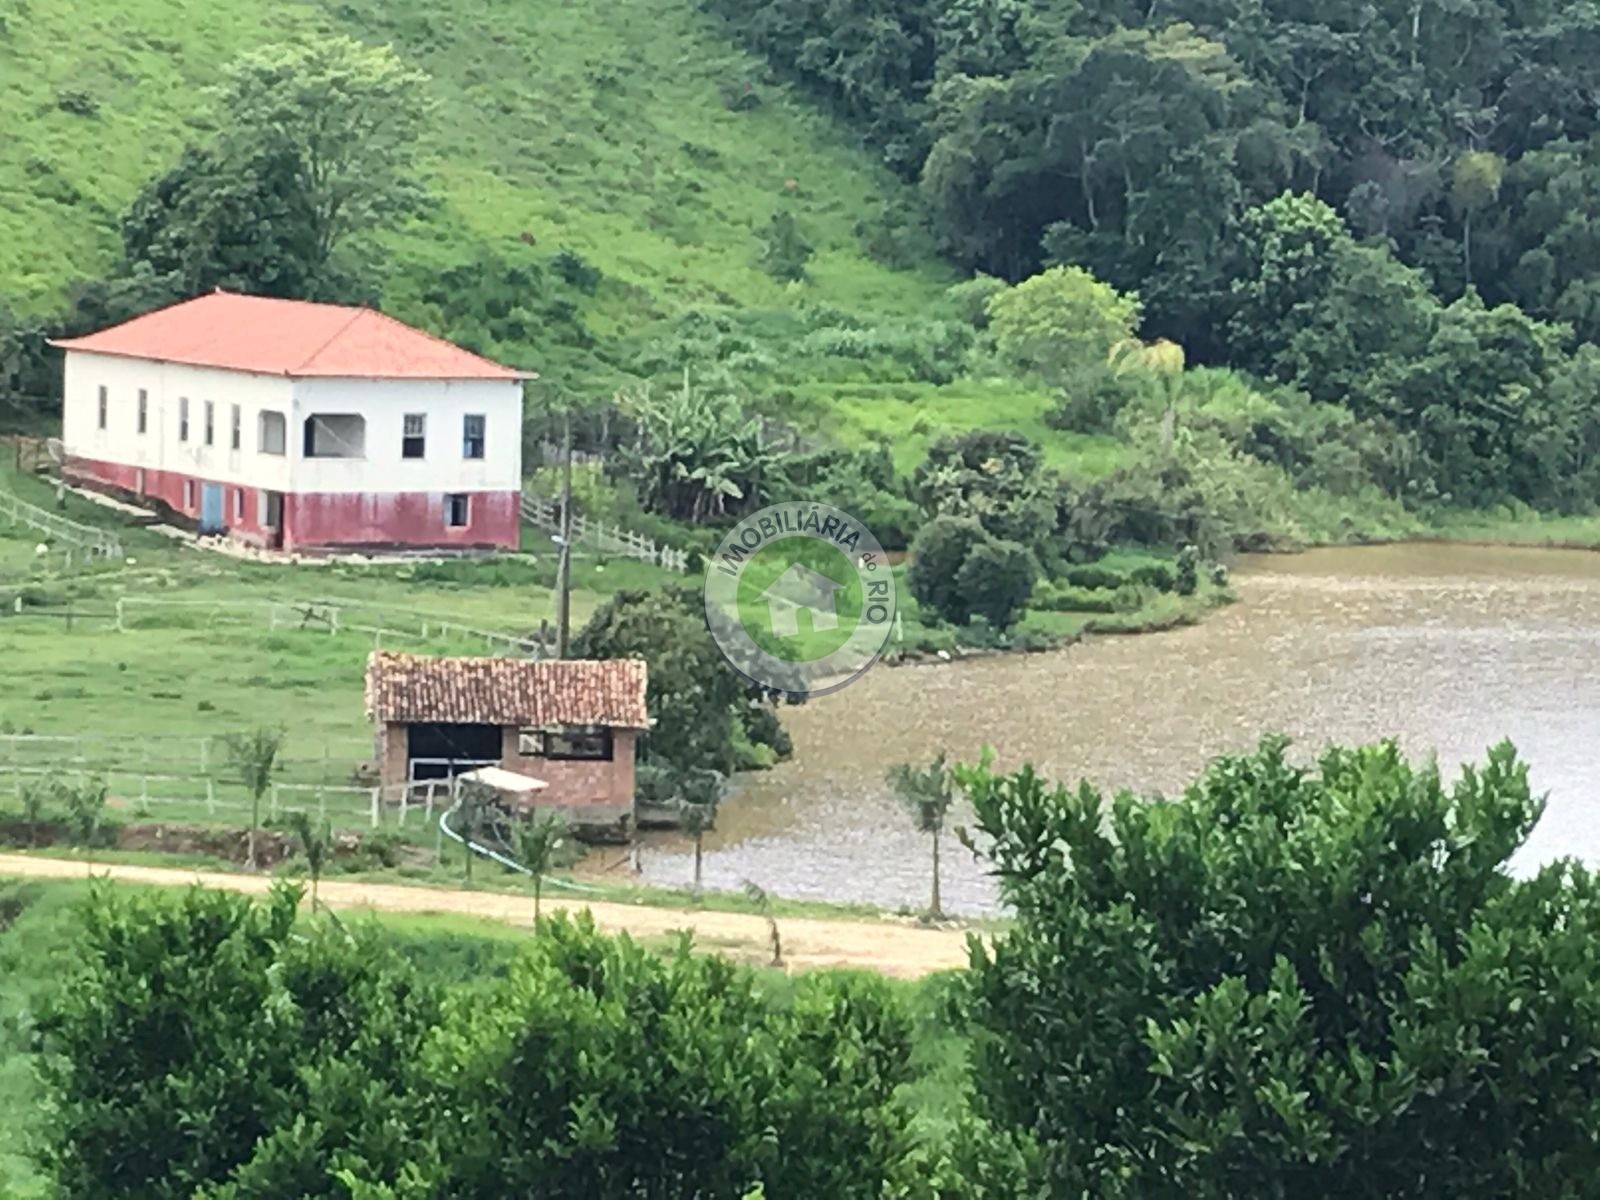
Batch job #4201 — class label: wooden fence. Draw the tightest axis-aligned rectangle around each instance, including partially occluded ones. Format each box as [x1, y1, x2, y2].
[109, 595, 548, 655]
[520, 493, 690, 573]
[0, 487, 124, 563]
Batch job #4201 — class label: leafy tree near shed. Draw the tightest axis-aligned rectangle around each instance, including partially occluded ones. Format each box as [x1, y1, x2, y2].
[573, 587, 788, 775]
[954, 736, 1600, 1197]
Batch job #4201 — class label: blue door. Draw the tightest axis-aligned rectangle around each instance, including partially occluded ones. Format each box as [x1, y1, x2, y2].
[199, 483, 225, 533]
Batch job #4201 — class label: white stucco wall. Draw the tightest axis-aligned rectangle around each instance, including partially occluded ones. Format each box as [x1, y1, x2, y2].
[290, 377, 523, 495]
[61, 355, 524, 496]
[61, 352, 296, 491]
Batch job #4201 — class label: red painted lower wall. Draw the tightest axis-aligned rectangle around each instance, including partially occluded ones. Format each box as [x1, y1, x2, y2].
[286, 490, 519, 551]
[65, 456, 519, 552]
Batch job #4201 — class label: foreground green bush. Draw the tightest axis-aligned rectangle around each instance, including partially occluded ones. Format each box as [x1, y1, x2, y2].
[37, 889, 918, 1198]
[956, 738, 1600, 1197]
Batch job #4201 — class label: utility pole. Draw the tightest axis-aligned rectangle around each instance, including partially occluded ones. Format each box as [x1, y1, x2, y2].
[554, 410, 573, 660]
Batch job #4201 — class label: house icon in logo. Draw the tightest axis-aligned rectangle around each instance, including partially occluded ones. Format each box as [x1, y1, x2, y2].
[758, 562, 845, 638]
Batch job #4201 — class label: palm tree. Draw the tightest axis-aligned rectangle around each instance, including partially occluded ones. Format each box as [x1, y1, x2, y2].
[887, 755, 956, 920]
[1109, 337, 1186, 453]
[742, 880, 782, 968]
[287, 809, 333, 907]
[223, 727, 285, 869]
[455, 781, 498, 883]
[514, 810, 567, 924]
[677, 768, 725, 898]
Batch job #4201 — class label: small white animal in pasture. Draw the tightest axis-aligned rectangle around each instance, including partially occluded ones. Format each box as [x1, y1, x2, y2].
[34, 543, 48, 557]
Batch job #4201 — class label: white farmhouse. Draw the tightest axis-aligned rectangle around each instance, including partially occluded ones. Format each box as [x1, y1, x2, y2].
[53, 290, 532, 552]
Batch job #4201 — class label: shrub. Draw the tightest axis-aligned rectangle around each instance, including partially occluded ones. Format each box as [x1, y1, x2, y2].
[758, 208, 813, 282]
[1047, 363, 1141, 433]
[552, 247, 602, 293]
[955, 539, 1038, 630]
[56, 89, 99, 117]
[956, 738, 1600, 1196]
[907, 515, 989, 624]
[1129, 562, 1176, 592]
[425, 914, 916, 1197]
[38, 884, 435, 1198]
[1061, 564, 1128, 591]
[1031, 582, 1118, 614]
[945, 274, 1009, 328]
[1175, 544, 1200, 595]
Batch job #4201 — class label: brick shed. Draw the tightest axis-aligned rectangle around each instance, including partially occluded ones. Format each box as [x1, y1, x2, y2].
[364, 651, 650, 833]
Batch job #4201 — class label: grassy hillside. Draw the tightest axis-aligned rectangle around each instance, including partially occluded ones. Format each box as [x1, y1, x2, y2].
[0, 0, 945, 323]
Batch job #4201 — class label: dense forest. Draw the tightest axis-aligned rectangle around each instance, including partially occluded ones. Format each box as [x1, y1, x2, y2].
[704, 0, 1600, 345]
[698, 0, 1600, 510]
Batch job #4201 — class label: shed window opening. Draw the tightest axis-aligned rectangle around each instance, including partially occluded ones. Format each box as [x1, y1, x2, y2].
[445, 493, 470, 528]
[136, 389, 148, 435]
[232, 488, 244, 522]
[178, 397, 190, 442]
[182, 479, 195, 509]
[522, 726, 614, 761]
[230, 404, 242, 450]
[258, 410, 286, 456]
[203, 400, 215, 447]
[462, 414, 485, 460]
[96, 386, 108, 430]
[402, 413, 426, 459]
[303, 413, 366, 459]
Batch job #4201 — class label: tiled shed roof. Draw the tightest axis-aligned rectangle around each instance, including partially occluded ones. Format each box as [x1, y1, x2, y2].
[364, 652, 649, 729]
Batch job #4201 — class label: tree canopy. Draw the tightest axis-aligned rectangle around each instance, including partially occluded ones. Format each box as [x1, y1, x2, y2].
[954, 737, 1600, 1196]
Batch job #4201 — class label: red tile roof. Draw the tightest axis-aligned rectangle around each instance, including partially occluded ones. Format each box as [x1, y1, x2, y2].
[364, 652, 650, 729]
[51, 291, 532, 381]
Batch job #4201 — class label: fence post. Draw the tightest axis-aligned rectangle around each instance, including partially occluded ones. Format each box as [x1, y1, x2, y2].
[9, 738, 18, 800]
[205, 777, 215, 816]
[369, 786, 380, 829]
[398, 784, 409, 828]
[115, 598, 125, 631]
[199, 737, 209, 777]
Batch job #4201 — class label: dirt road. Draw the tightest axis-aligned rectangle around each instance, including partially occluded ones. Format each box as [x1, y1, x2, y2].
[0, 854, 975, 978]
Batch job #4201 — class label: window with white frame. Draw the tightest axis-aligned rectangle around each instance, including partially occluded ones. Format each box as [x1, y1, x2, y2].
[204, 401, 215, 447]
[96, 386, 108, 430]
[230, 404, 241, 450]
[137, 389, 148, 435]
[233, 488, 244, 522]
[182, 479, 195, 509]
[462, 414, 485, 460]
[178, 397, 190, 442]
[402, 414, 426, 459]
